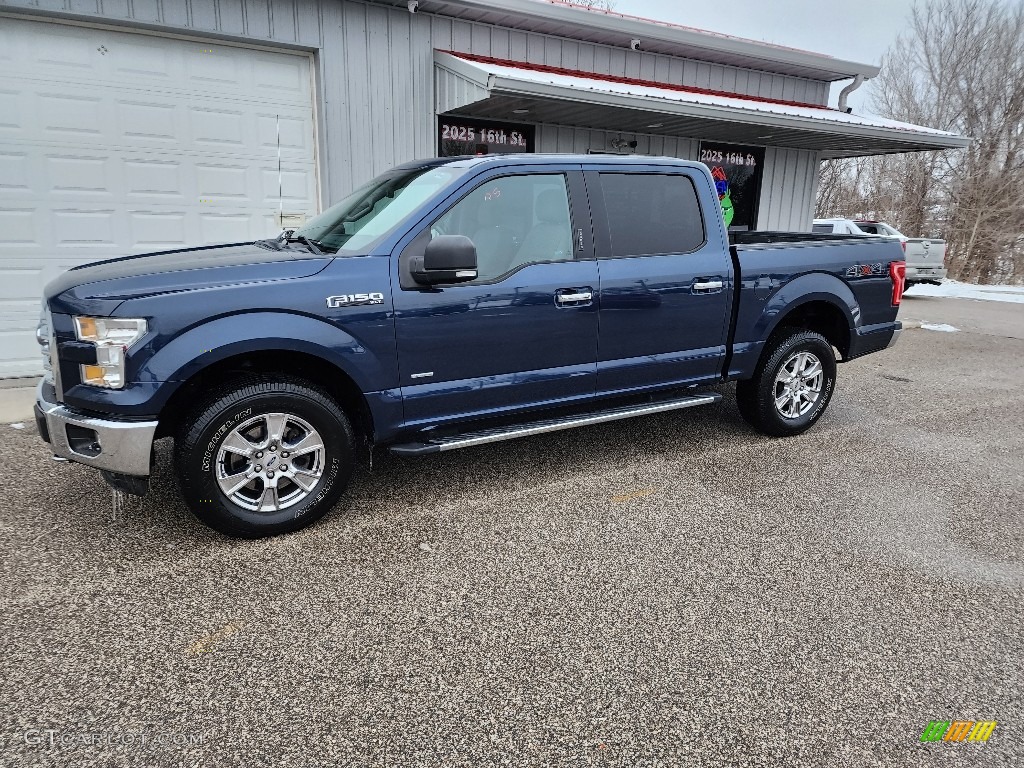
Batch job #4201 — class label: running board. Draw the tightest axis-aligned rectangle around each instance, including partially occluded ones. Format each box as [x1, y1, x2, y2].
[389, 392, 721, 456]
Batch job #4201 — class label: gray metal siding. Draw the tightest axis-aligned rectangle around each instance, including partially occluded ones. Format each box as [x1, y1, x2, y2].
[425, 10, 828, 105]
[1, 0, 821, 227]
[435, 65, 490, 115]
[535, 125, 698, 160]
[11, 0, 328, 44]
[756, 147, 820, 232]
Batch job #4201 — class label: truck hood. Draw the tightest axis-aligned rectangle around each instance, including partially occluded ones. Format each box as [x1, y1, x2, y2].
[44, 242, 333, 316]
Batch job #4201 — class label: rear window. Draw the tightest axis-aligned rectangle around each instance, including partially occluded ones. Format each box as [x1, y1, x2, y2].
[599, 173, 705, 257]
[812, 224, 835, 234]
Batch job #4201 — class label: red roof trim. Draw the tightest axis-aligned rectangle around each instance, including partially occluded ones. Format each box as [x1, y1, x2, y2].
[443, 50, 837, 113]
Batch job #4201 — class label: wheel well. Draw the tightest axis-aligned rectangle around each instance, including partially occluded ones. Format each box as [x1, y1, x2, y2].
[156, 350, 374, 441]
[771, 301, 851, 359]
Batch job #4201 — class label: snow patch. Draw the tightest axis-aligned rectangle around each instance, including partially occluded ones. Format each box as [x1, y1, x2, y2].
[920, 322, 960, 333]
[909, 280, 1024, 304]
[9, 422, 25, 430]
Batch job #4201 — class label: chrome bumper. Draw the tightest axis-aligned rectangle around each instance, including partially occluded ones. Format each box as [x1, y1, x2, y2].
[906, 266, 947, 281]
[886, 327, 903, 349]
[35, 381, 158, 477]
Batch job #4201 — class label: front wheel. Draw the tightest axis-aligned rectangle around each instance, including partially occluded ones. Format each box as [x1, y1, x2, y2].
[174, 376, 355, 538]
[736, 329, 837, 437]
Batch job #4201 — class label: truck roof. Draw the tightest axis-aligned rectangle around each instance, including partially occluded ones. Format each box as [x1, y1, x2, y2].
[398, 154, 709, 171]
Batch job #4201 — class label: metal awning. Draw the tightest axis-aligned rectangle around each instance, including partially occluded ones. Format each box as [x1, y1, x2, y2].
[435, 51, 970, 158]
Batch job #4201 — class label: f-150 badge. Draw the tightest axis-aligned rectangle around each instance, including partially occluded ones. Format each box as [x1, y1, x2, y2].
[326, 292, 385, 308]
[846, 263, 885, 278]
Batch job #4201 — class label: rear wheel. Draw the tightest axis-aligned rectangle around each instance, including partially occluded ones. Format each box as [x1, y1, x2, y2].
[174, 376, 355, 538]
[736, 329, 837, 437]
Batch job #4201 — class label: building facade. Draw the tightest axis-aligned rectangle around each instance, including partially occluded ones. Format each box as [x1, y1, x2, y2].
[0, 0, 966, 376]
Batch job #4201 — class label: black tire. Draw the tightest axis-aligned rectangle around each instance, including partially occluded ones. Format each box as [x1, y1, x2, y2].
[736, 329, 837, 437]
[174, 375, 355, 538]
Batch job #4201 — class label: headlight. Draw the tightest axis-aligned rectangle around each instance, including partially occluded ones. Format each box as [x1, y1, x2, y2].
[73, 317, 148, 389]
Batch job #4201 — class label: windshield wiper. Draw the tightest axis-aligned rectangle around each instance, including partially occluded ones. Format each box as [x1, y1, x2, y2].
[286, 234, 324, 255]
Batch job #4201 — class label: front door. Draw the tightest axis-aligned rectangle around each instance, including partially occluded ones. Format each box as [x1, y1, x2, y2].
[586, 168, 734, 395]
[392, 168, 598, 430]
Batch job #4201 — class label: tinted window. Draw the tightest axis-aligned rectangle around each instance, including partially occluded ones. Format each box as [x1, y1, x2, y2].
[857, 223, 880, 234]
[432, 174, 573, 282]
[812, 224, 835, 233]
[599, 173, 705, 257]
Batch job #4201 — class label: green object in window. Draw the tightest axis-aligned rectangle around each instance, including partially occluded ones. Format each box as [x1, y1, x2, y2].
[720, 189, 735, 228]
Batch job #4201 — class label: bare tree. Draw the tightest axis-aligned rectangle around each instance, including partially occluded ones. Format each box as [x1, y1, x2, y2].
[571, 0, 618, 10]
[817, 0, 1024, 283]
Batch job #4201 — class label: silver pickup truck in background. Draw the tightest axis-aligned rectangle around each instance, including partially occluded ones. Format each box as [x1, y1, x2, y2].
[813, 218, 947, 288]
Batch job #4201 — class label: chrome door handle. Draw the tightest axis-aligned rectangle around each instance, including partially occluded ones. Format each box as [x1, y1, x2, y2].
[557, 291, 593, 303]
[692, 280, 724, 293]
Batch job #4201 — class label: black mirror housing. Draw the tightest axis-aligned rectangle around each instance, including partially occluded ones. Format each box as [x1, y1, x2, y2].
[412, 235, 478, 285]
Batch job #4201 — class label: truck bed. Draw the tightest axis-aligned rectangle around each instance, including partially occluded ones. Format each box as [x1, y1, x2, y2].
[724, 230, 904, 379]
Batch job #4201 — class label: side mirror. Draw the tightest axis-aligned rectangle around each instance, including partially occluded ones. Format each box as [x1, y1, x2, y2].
[411, 235, 478, 286]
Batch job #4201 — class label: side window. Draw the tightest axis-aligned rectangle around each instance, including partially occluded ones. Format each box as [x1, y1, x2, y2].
[858, 224, 879, 234]
[812, 224, 835, 234]
[599, 173, 705, 257]
[432, 174, 573, 283]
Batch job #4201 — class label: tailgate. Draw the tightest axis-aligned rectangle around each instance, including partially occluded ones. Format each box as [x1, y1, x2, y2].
[904, 238, 946, 266]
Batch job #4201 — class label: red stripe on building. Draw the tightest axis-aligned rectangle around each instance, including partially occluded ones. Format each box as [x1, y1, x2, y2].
[441, 50, 839, 113]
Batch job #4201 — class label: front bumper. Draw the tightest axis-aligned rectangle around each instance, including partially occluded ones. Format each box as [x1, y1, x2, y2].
[35, 381, 158, 477]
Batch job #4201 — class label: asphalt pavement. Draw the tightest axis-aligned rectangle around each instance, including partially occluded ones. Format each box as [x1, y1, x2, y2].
[1, 295, 1021, 767]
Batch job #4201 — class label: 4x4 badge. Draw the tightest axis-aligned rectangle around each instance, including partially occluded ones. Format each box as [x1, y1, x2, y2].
[846, 263, 884, 278]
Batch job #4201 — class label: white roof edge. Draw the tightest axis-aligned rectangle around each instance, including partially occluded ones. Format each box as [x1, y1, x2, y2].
[441, 0, 881, 81]
[435, 51, 494, 89]
[435, 52, 971, 151]
[490, 73, 969, 148]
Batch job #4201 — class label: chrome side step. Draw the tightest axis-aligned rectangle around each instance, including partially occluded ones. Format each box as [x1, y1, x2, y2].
[389, 392, 721, 456]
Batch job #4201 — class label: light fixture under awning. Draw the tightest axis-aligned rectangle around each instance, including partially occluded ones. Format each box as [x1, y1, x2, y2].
[434, 50, 970, 158]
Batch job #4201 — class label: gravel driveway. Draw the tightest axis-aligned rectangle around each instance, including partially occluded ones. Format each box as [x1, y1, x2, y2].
[1, 295, 1020, 767]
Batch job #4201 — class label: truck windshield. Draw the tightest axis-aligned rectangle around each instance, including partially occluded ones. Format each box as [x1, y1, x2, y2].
[295, 165, 465, 253]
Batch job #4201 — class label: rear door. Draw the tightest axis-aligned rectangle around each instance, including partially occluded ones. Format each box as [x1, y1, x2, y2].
[586, 166, 733, 395]
[392, 167, 599, 429]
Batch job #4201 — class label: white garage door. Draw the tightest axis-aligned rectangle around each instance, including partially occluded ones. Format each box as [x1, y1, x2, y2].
[0, 17, 319, 377]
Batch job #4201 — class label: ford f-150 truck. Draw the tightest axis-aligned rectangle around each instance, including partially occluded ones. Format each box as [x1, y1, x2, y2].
[36, 155, 906, 537]
[813, 217, 947, 287]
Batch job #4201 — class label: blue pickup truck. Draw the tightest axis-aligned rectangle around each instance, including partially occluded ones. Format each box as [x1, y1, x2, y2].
[35, 155, 905, 537]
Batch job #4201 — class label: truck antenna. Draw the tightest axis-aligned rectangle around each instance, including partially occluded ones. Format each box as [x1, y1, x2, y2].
[276, 114, 284, 230]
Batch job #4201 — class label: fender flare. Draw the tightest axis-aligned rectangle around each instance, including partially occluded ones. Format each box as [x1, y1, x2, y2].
[135, 311, 393, 411]
[758, 272, 860, 348]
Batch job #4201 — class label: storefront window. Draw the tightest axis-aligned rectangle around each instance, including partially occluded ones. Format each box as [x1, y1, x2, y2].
[698, 142, 765, 231]
[438, 117, 535, 157]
